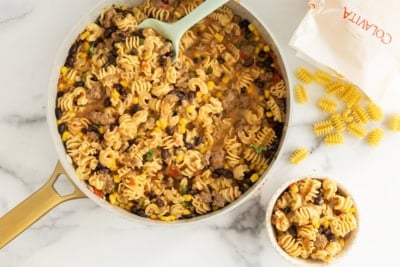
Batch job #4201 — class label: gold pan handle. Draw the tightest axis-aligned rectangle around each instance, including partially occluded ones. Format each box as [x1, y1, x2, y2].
[0, 161, 86, 249]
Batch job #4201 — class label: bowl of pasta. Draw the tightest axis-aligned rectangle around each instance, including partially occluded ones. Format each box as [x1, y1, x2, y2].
[265, 177, 359, 265]
[0, 0, 291, 248]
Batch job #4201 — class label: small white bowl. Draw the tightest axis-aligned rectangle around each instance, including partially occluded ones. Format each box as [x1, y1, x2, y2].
[265, 176, 359, 266]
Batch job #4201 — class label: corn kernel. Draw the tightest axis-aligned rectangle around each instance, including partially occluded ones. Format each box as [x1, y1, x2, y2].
[67, 112, 76, 118]
[67, 79, 74, 85]
[323, 221, 330, 228]
[156, 119, 168, 130]
[266, 111, 273, 118]
[160, 215, 176, 222]
[62, 131, 71, 142]
[60, 66, 68, 75]
[83, 42, 90, 51]
[202, 94, 210, 102]
[120, 5, 127, 10]
[247, 85, 254, 94]
[150, 215, 158, 220]
[207, 81, 215, 90]
[264, 90, 271, 98]
[253, 36, 260, 42]
[98, 126, 105, 134]
[255, 47, 260, 54]
[80, 31, 91, 40]
[216, 92, 223, 99]
[109, 193, 118, 205]
[289, 183, 299, 193]
[78, 132, 84, 137]
[120, 80, 129, 88]
[178, 125, 186, 134]
[260, 69, 265, 74]
[199, 145, 208, 154]
[186, 105, 196, 114]
[113, 175, 121, 183]
[258, 96, 264, 101]
[312, 218, 320, 229]
[183, 209, 191, 215]
[179, 118, 188, 126]
[250, 173, 259, 183]
[58, 83, 65, 90]
[349, 207, 356, 213]
[248, 23, 256, 32]
[78, 52, 87, 59]
[222, 76, 231, 84]
[193, 51, 201, 58]
[198, 24, 206, 31]
[196, 91, 202, 99]
[176, 153, 184, 163]
[132, 97, 139, 104]
[214, 33, 224, 42]
[174, 11, 182, 19]
[223, 163, 229, 169]
[183, 194, 192, 202]
[57, 120, 62, 125]
[111, 90, 120, 100]
[339, 238, 345, 247]
[263, 45, 271, 52]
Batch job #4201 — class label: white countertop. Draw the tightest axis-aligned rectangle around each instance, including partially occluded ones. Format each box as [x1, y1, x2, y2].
[1, 0, 399, 266]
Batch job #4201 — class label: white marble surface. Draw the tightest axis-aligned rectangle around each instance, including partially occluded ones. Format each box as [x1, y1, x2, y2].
[1, 0, 399, 266]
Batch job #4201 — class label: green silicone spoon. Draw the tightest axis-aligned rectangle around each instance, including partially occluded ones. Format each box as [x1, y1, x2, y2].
[137, 0, 230, 62]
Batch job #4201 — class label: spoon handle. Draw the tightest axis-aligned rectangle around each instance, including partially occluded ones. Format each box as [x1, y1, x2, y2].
[171, 0, 230, 36]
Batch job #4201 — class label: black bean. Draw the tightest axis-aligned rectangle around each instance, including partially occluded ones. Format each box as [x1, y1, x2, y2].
[111, 49, 118, 58]
[187, 91, 195, 101]
[212, 168, 226, 178]
[161, 0, 169, 4]
[130, 104, 142, 114]
[193, 57, 201, 64]
[81, 128, 87, 134]
[108, 54, 117, 65]
[118, 33, 126, 42]
[65, 55, 75, 68]
[189, 189, 199, 195]
[185, 142, 193, 149]
[173, 90, 186, 101]
[95, 163, 105, 171]
[166, 127, 174, 136]
[90, 75, 98, 81]
[258, 50, 267, 58]
[132, 30, 145, 39]
[256, 60, 266, 68]
[240, 87, 247, 94]
[313, 194, 324, 205]
[104, 97, 112, 107]
[223, 169, 233, 179]
[156, 199, 165, 207]
[288, 225, 298, 237]
[115, 84, 126, 96]
[244, 170, 256, 180]
[136, 209, 147, 217]
[242, 57, 254, 67]
[217, 56, 225, 64]
[264, 56, 273, 65]
[161, 149, 169, 161]
[159, 56, 167, 66]
[318, 226, 325, 234]
[130, 48, 137, 55]
[58, 123, 67, 134]
[74, 81, 85, 87]
[88, 124, 98, 133]
[239, 19, 250, 29]
[98, 167, 110, 174]
[264, 66, 275, 73]
[282, 207, 291, 214]
[57, 91, 64, 98]
[104, 26, 117, 38]
[55, 108, 63, 120]
[254, 78, 265, 89]
[327, 233, 336, 242]
[194, 136, 204, 146]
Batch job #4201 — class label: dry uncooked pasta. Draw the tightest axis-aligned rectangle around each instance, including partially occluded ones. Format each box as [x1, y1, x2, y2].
[293, 66, 395, 152]
[55, 1, 288, 221]
[294, 84, 308, 104]
[271, 178, 358, 263]
[290, 147, 309, 164]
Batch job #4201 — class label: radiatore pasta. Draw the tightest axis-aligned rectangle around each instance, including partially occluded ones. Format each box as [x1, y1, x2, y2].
[271, 178, 358, 263]
[55, 1, 288, 220]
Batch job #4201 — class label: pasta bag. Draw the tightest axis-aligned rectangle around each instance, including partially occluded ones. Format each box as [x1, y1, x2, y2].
[289, 0, 400, 103]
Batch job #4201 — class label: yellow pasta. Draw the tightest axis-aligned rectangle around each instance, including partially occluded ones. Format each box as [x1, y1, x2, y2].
[330, 114, 346, 132]
[317, 97, 338, 113]
[296, 67, 313, 84]
[324, 133, 344, 145]
[388, 114, 400, 132]
[346, 123, 367, 138]
[351, 105, 369, 124]
[294, 84, 308, 104]
[290, 147, 309, 164]
[314, 70, 331, 85]
[366, 128, 384, 146]
[367, 103, 383, 121]
[313, 120, 334, 136]
[325, 80, 344, 95]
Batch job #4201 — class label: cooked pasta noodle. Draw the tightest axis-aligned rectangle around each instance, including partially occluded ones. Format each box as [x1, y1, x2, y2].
[55, 1, 287, 221]
[271, 178, 358, 263]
